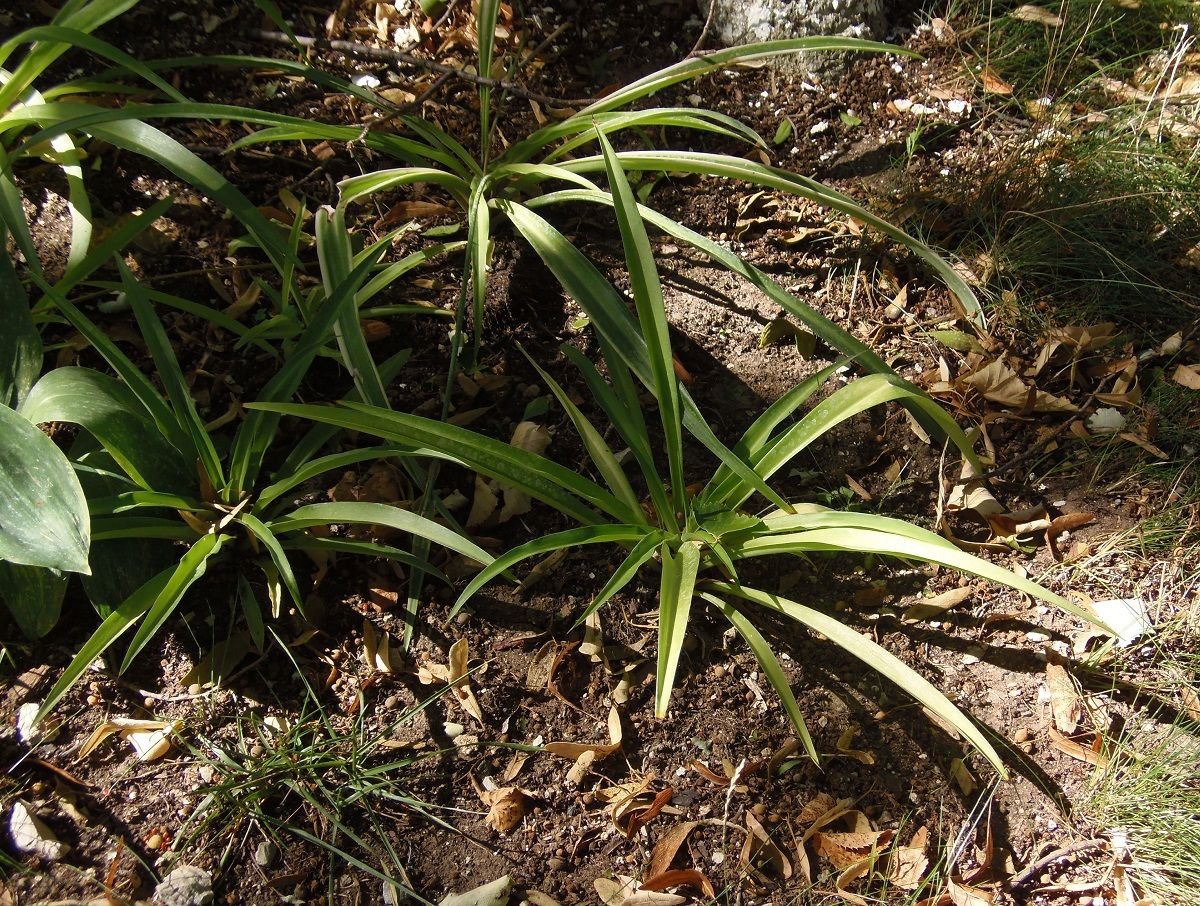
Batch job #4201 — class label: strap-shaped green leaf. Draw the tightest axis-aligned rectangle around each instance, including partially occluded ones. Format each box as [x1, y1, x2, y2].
[238, 512, 302, 610]
[35, 559, 175, 722]
[0, 239, 41, 408]
[268, 501, 492, 568]
[655, 540, 700, 718]
[713, 581, 1006, 775]
[280, 536, 449, 587]
[119, 261, 226, 490]
[702, 592, 817, 763]
[337, 167, 472, 209]
[523, 350, 645, 526]
[731, 526, 1107, 630]
[0, 405, 90, 573]
[598, 132, 688, 517]
[120, 532, 227, 673]
[453, 524, 650, 616]
[573, 530, 664, 627]
[249, 402, 620, 527]
[560, 151, 984, 327]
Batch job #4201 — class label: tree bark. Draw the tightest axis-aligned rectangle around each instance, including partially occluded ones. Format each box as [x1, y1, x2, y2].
[703, 0, 887, 74]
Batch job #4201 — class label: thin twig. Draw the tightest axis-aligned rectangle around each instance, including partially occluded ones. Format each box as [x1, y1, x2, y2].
[1009, 838, 1109, 889]
[689, 0, 718, 57]
[247, 28, 592, 106]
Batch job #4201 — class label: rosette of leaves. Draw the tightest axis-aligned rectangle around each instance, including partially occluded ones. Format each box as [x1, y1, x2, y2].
[15, 209, 489, 723]
[254, 139, 1105, 776]
[12, 0, 984, 382]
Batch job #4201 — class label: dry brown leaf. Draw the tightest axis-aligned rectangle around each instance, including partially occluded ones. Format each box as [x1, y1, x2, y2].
[888, 826, 930, 890]
[9, 800, 69, 861]
[949, 758, 977, 795]
[497, 422, 551, 522]
[948, 876, 994, 905]
[833, 853, 878, 905]
[835, 727, 875, 765]
[640, 868, 715, 899]
[1180, 685, 1200, 723]
[960, 359, 1075, 412]
[501, 751, 532, 783]
[796, 792, 838, 826]
[362, 620, 401, 674]
[1046, 726, 1109, 767]
[980, 67, 1013, 95]
[545, 705, 623, 759]
[741, 811, 793, 879]
[479, 785, 527, 834]
[903, 587, 973, 622]
[77, 718, 176, 763]
[813, 827, 894, 871]
[580, 609, 604, 661]
[1171, 363, 1200, 390]
[647, 821, 700, 878]
[1012, 4, 1063, 25]
[1045, 653, 1084, 734]
[526, 640, 558, 690]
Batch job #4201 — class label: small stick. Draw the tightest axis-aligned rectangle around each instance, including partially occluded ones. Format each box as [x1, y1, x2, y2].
[247, 28, 592, 106]
[689, 0, 718, 57]
[1009, 837, 1109, 890]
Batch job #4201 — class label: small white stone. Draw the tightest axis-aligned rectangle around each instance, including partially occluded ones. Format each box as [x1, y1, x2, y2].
[809, 121, 829, 135]
[352, 74, 381, 89]
[947, 98, 970, 114]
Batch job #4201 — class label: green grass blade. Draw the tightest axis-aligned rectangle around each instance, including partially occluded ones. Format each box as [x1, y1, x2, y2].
[467, 181, 491, 355]
[573, 530, 663, 627]
[120, 532, 227, 673]
[655, 541, 700, 718]
[452, 524, 650, 617]
[225, 241, 390, 497]
[267, 501, 492, 568]
[357, 241, 466, 307]
[559, 343, 675, 524]
[87, 490, 206, 516]
[257, 447, 410, 513]
[702, 592, 817, 763]
[279, 537, 449, 587]
[91, 517, 196, 541]
[503, 199, 790, 513]
[697, 361, 843, 511]
[712, 581, 1006, 775]
[709, 373, 978, 511]
[508, 108, 765, 165]
[0, 0, 142, 108]
[475, 0, 500, 163]
[248, 402, 620, 527]
[1, 27, 186, 102]
[522, 349, 645, 525]
[118, 260, 225, 490]
[598, 132, 688, 515]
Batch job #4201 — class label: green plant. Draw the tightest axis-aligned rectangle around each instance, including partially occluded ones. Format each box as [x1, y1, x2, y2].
[175, 634, 451, 904]
[252, 138, 1105, 776]
[17, 224, 490, 722]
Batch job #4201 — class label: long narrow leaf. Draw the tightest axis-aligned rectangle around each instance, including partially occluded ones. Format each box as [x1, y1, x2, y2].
[560, 151, 984, 326]
[120, 532, 227, 672]
[248, 402, 621, 527]
[279, 536, 448, 586]
[453, 524, 650, 616]
[237, 512, 302, 609]
[573, 530, 663, 626]
[35, 561, 175, 723]
[702, 592, 817, 763]
[119, 260, 225, 489]
[267, 501, 492, 567]
[712, 581, 1006, 775]
[0, 236, 41, 408]
[523, 351, 645, 525]
[598, 132, 688, 515]
[655, 541, 700, 718]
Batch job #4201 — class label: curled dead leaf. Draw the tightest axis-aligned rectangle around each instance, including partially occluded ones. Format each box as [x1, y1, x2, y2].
[1045, 652, 1084, 734]
[835, 727, 875, 765]
[888, 825, 930, 890]
[640, 868, 715, 899]
[77, 718, 177, 763]
[903, 586, 974, 622]
[741, 811, 792, 879]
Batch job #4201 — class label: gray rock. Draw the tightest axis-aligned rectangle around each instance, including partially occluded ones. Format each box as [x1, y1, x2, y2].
[154, 865, 214, 906]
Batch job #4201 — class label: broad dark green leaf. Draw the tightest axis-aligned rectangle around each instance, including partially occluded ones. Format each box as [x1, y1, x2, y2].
[0, 405, 90, 573]
[0, 243, 40, 408]
[0, 561, 67, 639]
[19, 367, 190, 493]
